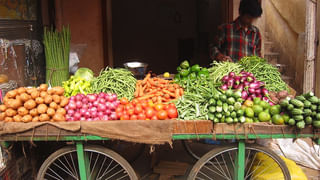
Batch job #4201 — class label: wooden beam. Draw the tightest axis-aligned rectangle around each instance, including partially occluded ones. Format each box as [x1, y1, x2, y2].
[315, 0, 320, 96]
[102, 0, 114, 67]
[304, 0, 317, 93]
[55, 0, 63, 31]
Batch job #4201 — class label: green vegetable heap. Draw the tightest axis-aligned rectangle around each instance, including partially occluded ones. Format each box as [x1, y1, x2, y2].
[174, 60, 209, 82]
[63, 68, 94, 97]
[92, 67, 137, 100]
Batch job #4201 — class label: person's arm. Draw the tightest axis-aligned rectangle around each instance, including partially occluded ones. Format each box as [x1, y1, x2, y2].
[210, 25, 231, 61]
[255, 30, 262, 57]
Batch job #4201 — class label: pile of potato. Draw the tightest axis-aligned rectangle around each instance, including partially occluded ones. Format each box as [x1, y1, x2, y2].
[0, 84, 68, 122]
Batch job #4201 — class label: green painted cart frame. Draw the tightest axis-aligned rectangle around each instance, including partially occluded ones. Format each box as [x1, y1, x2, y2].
[1, 122, 319, 180]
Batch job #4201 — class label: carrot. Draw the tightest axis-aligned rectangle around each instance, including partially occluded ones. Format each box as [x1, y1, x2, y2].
[175, 89, 180, 97]
[179, 88, 184, 96]
[163, 89, 176, 97]
[164, 94, 170, 99]
[139, 85, 144, 97]
[157, 96, 162, 104]
[137, 94, 156, 101]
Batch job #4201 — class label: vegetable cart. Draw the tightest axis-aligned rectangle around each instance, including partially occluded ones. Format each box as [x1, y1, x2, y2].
[0, 120, 318, 180]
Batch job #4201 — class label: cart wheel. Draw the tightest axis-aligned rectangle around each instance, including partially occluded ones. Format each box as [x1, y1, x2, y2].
[182, 140, 223, 161]
[37, 145, 138, 180]
[188, 144, 291, 180]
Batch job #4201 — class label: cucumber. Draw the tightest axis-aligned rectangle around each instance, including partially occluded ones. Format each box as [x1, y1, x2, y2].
[228, 106, 234, 112]
[220, 95, 227, 102]
[234, 102, 242, 110]
[308, 96, 319, 104]
[208, 106, 216, 113]
[295, 96, 306, 101]
[209, 98, 216, 105]
[291, 108, 303, 115]
[311, 105, 317, 111]
[213, 118, 220, 123]
[224, 111, 231, 117]
[296, 121, 305, 129]
[316, 113, 320, 120]
[239, 116, 246, 123]
[304, 100, 312, 108]
[223, 103, 229, 112]
[303, 92, 314, 98]
[233, 118, 239, 123]
[313, 121, 320, 128]
[216, 113, 222, 119]
[290, 99, 304, 108]
[303, 109, 312, 116]
[227, 97, 236, 105]
[293, 115, 304, 121]
[305, 116, 312, 125]
[213, 93, 220, 100]
[312, 111, 317, 117]
[225, 89, 233, 97]
[280, 99, 289, 108]
[226, 117, 233, 124]
[208, 113, 215, 120]
[231, 111, 237, 118]
[287, 104, 294, 111]
[216, 106, 223, 113]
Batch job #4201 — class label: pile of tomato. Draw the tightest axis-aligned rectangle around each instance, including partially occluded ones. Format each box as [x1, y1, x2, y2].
[116, 98, 178, 120]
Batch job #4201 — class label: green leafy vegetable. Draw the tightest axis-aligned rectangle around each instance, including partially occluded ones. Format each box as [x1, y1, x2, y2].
[208, 61, 242, 83]
[63, 76, 92, 97]
[74, 68, 94, 81]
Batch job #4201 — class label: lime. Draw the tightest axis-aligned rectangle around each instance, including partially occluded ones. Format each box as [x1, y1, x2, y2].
[253, 117, 260, 123]
[288, 119, 295, 126]
[163, 72, 170, 78]
[245, 108, 254, 118]
[282, 114, 290, 124]
[245, 117, 253, 123]
[252, 105, 263, 116]
[269, 105, 281, 115]
[253, 97, 261, 105]
[259, 101, 270, 110]
[226, 117, 233, 124]
[258, 111, 271, 122]
[272, 114, 284, 125]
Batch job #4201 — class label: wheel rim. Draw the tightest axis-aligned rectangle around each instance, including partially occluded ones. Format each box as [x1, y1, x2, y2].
[191, 147, 289, 180]
[39, 148, 134, 180]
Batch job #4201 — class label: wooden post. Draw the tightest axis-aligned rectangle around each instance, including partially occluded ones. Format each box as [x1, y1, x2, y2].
[304, 0, 317, 93]
[315, 0, 320, 96]
[102, 0, 114, 67]
[55, 0, 63, 31]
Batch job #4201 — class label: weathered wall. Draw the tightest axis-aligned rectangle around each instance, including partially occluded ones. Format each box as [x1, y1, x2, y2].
[59, 0, 104, 74]
[264, 0, 305, 93]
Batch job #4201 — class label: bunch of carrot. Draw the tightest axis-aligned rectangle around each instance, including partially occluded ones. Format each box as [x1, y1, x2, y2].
[134, 74, 184, 103]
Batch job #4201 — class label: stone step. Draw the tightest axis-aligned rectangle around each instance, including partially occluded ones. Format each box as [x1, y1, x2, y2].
[264, 52, 280, 65]
[264, 41, 274, 53]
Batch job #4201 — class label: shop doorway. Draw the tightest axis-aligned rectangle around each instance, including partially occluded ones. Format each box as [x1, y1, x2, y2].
[108, 0, 233, 74]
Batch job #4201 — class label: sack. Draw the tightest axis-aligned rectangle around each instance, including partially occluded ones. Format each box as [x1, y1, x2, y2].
[251, 152, 307, 180]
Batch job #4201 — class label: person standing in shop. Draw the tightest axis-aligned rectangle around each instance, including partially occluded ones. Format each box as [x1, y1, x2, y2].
[211, 0, 263, 62]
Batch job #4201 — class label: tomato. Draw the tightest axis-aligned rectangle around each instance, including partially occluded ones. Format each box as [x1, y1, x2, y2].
[145, 107, 155, 118]
[134, 105, 143, 115]
[120, 114, 130, 120]
[151, 115, 158, 120]
[120, 97, 129, 105]
[138, 113, 146, 120]
[130, 114, 138, 120]
[164, 104, 170, 110]
[140, 100, 148, 109]
[127, 108, 135, 116]
[167, 107, 178, 119]
[157, 110, 168, 120]
[125, 104, 134, 111]
[154, 104, 164, 111]
[116, 107, 123, 114]
[169, 103, 176, 108]
[116, 111, 123, 119]
[147, 100, 154, 107]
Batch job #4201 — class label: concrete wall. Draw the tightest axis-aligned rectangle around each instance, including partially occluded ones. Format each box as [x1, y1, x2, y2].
[264, 0, 305, 93]
[59, 0, 105, 74]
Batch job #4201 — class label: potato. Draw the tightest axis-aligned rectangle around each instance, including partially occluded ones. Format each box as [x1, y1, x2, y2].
[47, 89, 55, 95]
[0, 105, 7, 112]
[44, 95, 53, 104]
[7, 99, 22, 109]
[39, 114, 50, 122]
[35, 97, 44, 104]
[5, 108, 17, 117]
[6, 90, 17, 98]
[37, 104, 48, 114]
[49, 102, 58, 109]
[17, 87, 26, 94]
[31, 90, 40, 99]
[15, 95, 22, 102]
[26, 88, 37, 95]
[40, 91, 48, 98]
[60, 97, 69, 107]
[24, 100, 37, 110]
[22, 115, 32, 123]
[0, 112, 6, 121]
[52, 95, 60, 104]
[13, 115, 22, 122]
[20, 93, 31, 102]
[29, 109, 38, 116]
[47, 108, 55, 117]
[52, 86, 64, 96]
[17, 107, 29, 116]
[4, 117, 13, 122]
[32, 116, 39, 122]
[53, 113, 65, 122]
[39, 84, 48, 91]
[56, 108, 66, 115]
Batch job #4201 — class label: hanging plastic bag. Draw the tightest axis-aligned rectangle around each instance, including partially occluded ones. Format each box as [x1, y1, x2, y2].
[251, 152, 307, 180]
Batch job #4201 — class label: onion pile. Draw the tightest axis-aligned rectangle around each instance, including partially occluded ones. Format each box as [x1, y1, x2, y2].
[220, 71, 273, 105]
[65, 93, 120, 121]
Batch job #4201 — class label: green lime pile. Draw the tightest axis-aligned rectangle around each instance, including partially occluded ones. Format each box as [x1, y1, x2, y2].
[243, 98, 287, 124]
[280, 92, 320, 129]
[207, 89, 245, 124]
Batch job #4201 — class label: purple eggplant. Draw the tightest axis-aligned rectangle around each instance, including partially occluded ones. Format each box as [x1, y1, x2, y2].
[248, 88, 256, 94]
[247, 77, 253, 82]
[256, 94, 263, 99]
[227, 79, 234, 88]
[240, 76, 247, 82]
[249, 82, 260, 89]
[250, 94, 257, 99]
[233, 84, 239, 89]
[261, 88, 269, 95]
[236, 84, 244, 91]
[241, 91, 249, 99]
[229, 72, 236, 78]
[222, 75, 229, 83]
[221, 84, 228, 91]
[255, 88, 262, 94]
[262, 97, 269, 102]
[246, 97, 253, 101]
[248, 72, 254, 77]
[244, 81, 250, 86]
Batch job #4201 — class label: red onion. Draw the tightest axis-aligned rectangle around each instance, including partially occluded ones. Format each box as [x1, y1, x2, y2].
[109, 102, 117, 110]
[98, 103, 106, 112]
[227, 79, 234, 88]
[90, 107, 98, 114]
[68, 101, 77, 110]
[102, 115, 109, 121]
[76, 101, 83, 109]
[93, 101, 99, 107]
[256, 94, 263, 99]
[236, 84, 244, 91]
[241, 91, 248, 99]
[106, 95, 113, 102]
[221, 84, 228, 91]
[84, 111, 91, 118]
[87, 94, 96, 102]
[98, 92, 105, 98]
[249, 82, 260, 89]
[82, 98, 88, 104]
[75, 94, 82, 101]
[93, 117, 100, 121]
[110, 112, 117, 120]
[68, 109, 75, 116]
[247, 97, 253, 101]
[248, 88, 256, 94]
[64, 105, 69, 111]
[269, 101, 275, 106]
[229, 72, 236, 78]
[222, 75, 229, 83]
[99, 98, 106, 104]
[70, 96, 76, 101]
[97, 111, 104, 118]
[262, 97, 269, 102]
[255, 88, 262, 94]
[261, 88, 269, 95]
[115, 100, 120, 106]
[244, 81, 250, 86]
[80, 108, 87, 115]
[74, 112, 81, 120]
[87, 118, 93, 121]
[80, 117, 86, 121]
[111, 94, 117, 101]
[105, 102, 111, 109]
[105, 109, 111, 115]
[88, 103, 93, 108]
[250, 94, 257, 99]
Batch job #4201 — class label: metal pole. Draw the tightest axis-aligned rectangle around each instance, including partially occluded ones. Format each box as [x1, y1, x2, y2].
[76, 142, 88, 180]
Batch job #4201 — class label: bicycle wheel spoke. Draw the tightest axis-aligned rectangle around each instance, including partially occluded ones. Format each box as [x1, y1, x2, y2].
[205, 159, 228, 178]
[245, 149, 251, 171]
[228, 151, 235, 172]
[53, 161, 78, 179]
[57, 157, 78, 179]
[198, 170, 215, 180]
[195, 177, 207, 180]
[105, 168, 125, 180]
[99, 163, 120, 179]
[48, 167, 64, 180]
[69, 153, 79, 179]
[221, 153, 232, 179]
[89, 153, 100, 180]
[97, 156, 107, 178]
[202, 164, 229, 180]
[251, 161, 277, 179]
[245, 156, 263, 179]
[245, 152, 258, 178]
[115, 173, 130, 180]
[45, 172, 62, 180]
[63, 154, 78, 179]
[213, 156, 228, 178]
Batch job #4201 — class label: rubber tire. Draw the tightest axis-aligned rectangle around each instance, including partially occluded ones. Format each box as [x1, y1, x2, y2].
[188, 144, 291, 180]
[37, 145, 138, 180]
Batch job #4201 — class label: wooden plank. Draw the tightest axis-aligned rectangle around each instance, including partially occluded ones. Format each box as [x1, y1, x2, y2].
[172, 120, 213, 134]
[304, 0, 317, 93]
